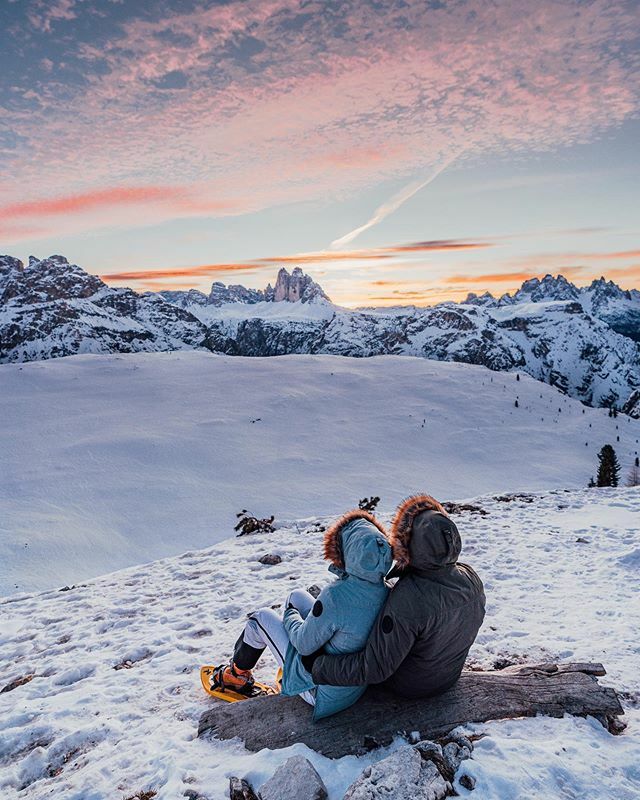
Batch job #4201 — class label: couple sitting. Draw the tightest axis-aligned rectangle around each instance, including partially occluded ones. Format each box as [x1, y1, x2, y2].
[218, 494, 485, 720]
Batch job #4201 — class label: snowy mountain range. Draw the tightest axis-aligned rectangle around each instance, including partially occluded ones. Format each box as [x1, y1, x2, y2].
[2, 253, 639, 411]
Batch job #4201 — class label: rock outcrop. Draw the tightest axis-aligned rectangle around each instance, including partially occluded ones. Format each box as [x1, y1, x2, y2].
[266, 266, 330, 303]
[259, 756, 327, 800]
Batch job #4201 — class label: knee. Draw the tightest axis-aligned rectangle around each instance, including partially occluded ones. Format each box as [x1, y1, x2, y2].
[286, 589, 315, 614]
[248, 607, 279, 628]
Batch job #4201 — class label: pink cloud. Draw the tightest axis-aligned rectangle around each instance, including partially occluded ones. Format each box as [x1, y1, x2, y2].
[2, 0, 639, 241]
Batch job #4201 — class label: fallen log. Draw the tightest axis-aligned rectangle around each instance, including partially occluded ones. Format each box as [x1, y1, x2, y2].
[197, 662, 624, 758]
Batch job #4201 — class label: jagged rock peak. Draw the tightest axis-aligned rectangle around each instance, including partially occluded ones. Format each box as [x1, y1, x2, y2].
[0, 253, 105, 304]
[0, 255, 24, 274]
[205, 267, 330, 306]
[208, 281, 265, 306]
[464, 290, 496, 307]
[270, 266, 330, 303]
[511, 273, 580, 303]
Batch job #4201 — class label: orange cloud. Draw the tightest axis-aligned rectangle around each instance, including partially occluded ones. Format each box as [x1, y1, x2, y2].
[579, 249, 640, 261]
[446, 267, 585, 285]
[102, 263, 264, 282]
[388, 240, 494, 253]
[599, 264, 640, 281]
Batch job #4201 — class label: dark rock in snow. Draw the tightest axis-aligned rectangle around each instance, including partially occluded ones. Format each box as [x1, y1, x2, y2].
[258, 554, 282, 565]
[459, 773, 476, 790]
[622, 389, 640, 418]
[259, 755, 327, 800]
[228, 776, 259, 800]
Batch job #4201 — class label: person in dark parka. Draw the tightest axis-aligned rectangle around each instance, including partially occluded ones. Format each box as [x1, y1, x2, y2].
[310, 494, 485, 698]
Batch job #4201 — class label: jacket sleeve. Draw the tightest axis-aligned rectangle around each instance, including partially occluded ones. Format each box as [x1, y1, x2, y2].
[283, 589, 338, 656]
[311, 595, 418, 686]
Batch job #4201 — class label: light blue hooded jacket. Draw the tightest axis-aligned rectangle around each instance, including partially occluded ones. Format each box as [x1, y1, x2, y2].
[281, 510, 392, 720]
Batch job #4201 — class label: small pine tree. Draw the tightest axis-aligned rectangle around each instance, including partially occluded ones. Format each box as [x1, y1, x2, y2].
[596, 445, 621, 487]
[627, 463, 640, 487]
[516, 373, 520, 381]
[514, 399, 519, 408]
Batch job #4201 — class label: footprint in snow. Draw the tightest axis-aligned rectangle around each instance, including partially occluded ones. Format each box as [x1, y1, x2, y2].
[51, 664, 96, 686]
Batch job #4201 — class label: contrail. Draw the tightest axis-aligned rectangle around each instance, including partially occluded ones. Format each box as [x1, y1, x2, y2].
[330, 149, 464, 249]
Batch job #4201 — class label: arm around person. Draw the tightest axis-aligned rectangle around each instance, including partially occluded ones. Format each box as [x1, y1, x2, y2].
[311, 587, 420, 686]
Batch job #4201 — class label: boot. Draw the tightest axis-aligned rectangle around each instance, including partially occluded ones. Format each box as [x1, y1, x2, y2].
[211, 661, 256, 696]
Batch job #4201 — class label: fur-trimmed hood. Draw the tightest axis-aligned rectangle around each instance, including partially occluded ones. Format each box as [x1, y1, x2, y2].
[390, 495, 461, 570]
[323, 510, 391, 583]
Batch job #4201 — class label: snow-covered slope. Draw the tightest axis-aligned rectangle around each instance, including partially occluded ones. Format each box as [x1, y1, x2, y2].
[2, 351, 639, 596]
[1, 488, 638, 800]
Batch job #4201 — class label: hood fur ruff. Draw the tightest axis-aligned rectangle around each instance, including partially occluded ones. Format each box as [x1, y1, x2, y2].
[323, 509, 388, 569]
[390, 494, 448, 568]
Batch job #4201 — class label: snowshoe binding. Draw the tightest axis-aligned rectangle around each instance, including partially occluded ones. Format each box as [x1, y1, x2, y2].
[200, 662, 279, 703]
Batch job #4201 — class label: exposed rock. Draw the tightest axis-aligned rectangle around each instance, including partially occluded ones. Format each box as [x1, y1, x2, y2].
[208, 282, 265, 306]
[0, 255, 211, 363]
[442, 739, 472, 775]
[258, 554, 282, 565]
[442, 502, 487, 516]
[228, 776, 259, 800]
[511, 274, 580, 303]
[259, 755, 327, 800]
[269, 267, 330, 303]
[159, 289, 209, 308]
[343, 746, 450, 800]
[622, 389, 640, 418]
[1, 674, 34, 693]
[459, 773, 476, 790]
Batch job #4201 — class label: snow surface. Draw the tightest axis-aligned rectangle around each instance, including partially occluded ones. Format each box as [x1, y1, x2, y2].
[190, 298, 337, 323]
[2, 352, 640, 595]
[0, 488, 638, 799]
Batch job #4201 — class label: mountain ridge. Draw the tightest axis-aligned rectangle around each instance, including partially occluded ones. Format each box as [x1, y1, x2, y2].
[1, 253, 639, 413]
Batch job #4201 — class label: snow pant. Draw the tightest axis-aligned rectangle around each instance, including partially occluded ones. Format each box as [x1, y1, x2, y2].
[233, 588, 316, 706]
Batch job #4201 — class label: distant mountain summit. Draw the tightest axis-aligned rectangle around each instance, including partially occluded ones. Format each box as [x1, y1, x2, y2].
[267, 266, 330, 303]
[461, 271, 640, 342]
[161, 266, 330, 308]
[1, 255, 639, 414]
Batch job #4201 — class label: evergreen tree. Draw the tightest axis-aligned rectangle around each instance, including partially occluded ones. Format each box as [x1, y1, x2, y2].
[627, 463, 640, 487]
[596, 444, 620, 487]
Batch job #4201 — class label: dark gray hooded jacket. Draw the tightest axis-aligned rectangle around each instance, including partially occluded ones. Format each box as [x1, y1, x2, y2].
[311, 495, 485, 698]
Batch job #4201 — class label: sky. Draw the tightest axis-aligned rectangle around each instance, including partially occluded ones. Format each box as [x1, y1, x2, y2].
[1, 0, 639, 307]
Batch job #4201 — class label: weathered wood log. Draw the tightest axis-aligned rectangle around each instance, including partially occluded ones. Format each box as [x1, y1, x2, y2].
[198, 662, 624, 758]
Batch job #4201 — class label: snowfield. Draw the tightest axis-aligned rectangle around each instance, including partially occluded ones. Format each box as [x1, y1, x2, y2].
[1, 489, 639, 800]
[2, 351, 639, 595]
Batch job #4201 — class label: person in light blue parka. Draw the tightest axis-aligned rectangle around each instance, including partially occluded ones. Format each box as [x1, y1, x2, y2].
[215, 510, 392, 720]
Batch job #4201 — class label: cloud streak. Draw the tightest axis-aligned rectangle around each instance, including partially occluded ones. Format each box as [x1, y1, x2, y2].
[330, 150, 464, 248]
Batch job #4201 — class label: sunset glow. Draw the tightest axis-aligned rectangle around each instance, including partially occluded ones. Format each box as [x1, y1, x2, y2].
[1, 0, 639, 304]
